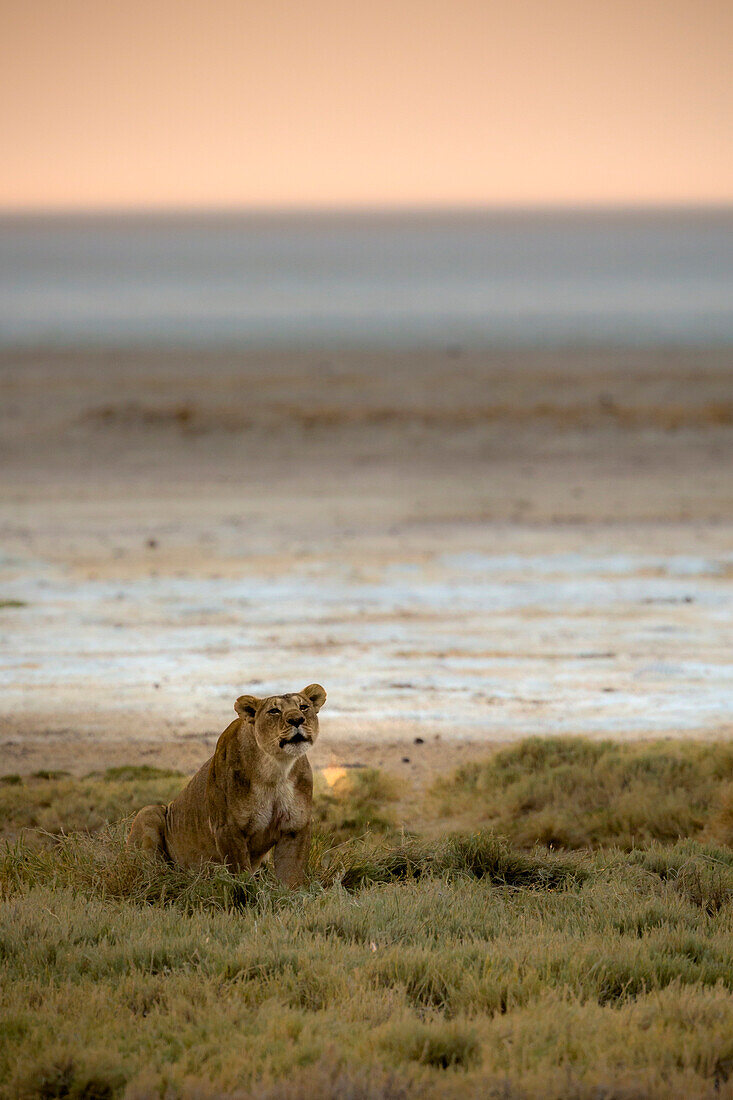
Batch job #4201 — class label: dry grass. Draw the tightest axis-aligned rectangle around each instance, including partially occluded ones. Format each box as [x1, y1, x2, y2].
[3, 738, 733, 1098]
[85, 397, 733, 436]
[431, 737, 733, 850]
[313, 767, 399, 843]
[0, 765, 185, 844]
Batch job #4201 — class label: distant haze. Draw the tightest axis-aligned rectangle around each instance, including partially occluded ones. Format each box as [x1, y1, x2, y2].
[2, 0, 732, 210]
[2, 210, 732, 346]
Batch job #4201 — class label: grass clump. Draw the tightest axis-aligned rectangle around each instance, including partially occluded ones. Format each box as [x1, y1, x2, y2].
[0, 766, 184, 843]
[0, 822, 270, 912]
[382, 1019, 480, 1069]
[0, 825, 583, 909]
[14, 1051, 125, 1100]
[94, 765, 185, 782]
[313, 767, 399, 841]
[433, 737, 733, 850]
[316, 831, 584, 894]
[629, 842, 733, 915]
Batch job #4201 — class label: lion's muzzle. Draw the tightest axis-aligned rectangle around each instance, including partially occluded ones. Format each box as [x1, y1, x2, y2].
[279, 730, 311, 749]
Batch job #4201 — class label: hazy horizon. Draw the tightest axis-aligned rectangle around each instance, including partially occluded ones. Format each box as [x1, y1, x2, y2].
[2, 201, 733, 218]
[3, 207, 732, 347]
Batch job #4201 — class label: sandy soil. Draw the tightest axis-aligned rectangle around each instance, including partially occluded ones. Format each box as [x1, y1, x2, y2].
[1, 347, 732, 783]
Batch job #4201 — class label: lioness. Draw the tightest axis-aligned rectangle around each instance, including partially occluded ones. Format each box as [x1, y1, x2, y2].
[127, 684, 326, 886]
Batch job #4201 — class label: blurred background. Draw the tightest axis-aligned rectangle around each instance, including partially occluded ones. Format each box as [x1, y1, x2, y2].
[1, 0, 732, 778]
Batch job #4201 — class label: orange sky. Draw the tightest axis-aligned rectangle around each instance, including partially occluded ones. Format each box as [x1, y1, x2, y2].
[2, 0, 732, 210]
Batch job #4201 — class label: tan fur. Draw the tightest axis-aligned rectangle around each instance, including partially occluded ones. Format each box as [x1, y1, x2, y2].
[127, 683, 326, 887]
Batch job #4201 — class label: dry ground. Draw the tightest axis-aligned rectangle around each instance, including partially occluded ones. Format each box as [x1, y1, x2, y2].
[1, 346, 732, 787]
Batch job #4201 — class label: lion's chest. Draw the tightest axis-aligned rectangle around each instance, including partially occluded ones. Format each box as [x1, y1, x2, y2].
[241, 781, 306, 857]
[250, 794, 292, 835]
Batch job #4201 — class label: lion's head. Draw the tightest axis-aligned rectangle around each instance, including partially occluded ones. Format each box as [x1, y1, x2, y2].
[234, 684, 326, 760]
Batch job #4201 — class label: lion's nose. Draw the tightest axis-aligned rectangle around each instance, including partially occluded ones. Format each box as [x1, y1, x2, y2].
[289, 713, 305, 728]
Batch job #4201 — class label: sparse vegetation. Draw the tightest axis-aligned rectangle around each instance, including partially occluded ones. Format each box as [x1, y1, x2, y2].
[0, 766, 184, 843]
[3, 738, 733, 1098]
[432, 736, 733, 849]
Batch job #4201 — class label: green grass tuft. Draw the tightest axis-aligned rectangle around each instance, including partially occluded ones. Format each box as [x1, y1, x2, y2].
[433, 736, 733, 850]
[383, 1020, 480, 1069]
[94, 765, 185, 782]
[0, 769, 185, 843]
[313, 767, 399, 841]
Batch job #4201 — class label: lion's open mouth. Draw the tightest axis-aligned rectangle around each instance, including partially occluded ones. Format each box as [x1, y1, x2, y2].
[280, 731, 311, 749]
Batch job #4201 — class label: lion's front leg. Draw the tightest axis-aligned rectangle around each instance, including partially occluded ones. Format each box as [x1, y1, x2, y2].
[273, 825, 311, 888]
[213, 825, 252, 873]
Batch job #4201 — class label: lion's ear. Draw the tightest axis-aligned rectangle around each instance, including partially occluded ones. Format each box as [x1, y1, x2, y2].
[235, 695, 260, 719]
[301, 683, 327, 711]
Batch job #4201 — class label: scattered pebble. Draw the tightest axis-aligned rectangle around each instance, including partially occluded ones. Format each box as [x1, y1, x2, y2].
[414, 737, 424, 745]
[401, 756, 410, 764]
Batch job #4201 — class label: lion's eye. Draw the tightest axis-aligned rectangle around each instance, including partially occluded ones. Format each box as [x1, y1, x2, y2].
[267, 707, 280, 716]
[300, 704, 309, 712]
